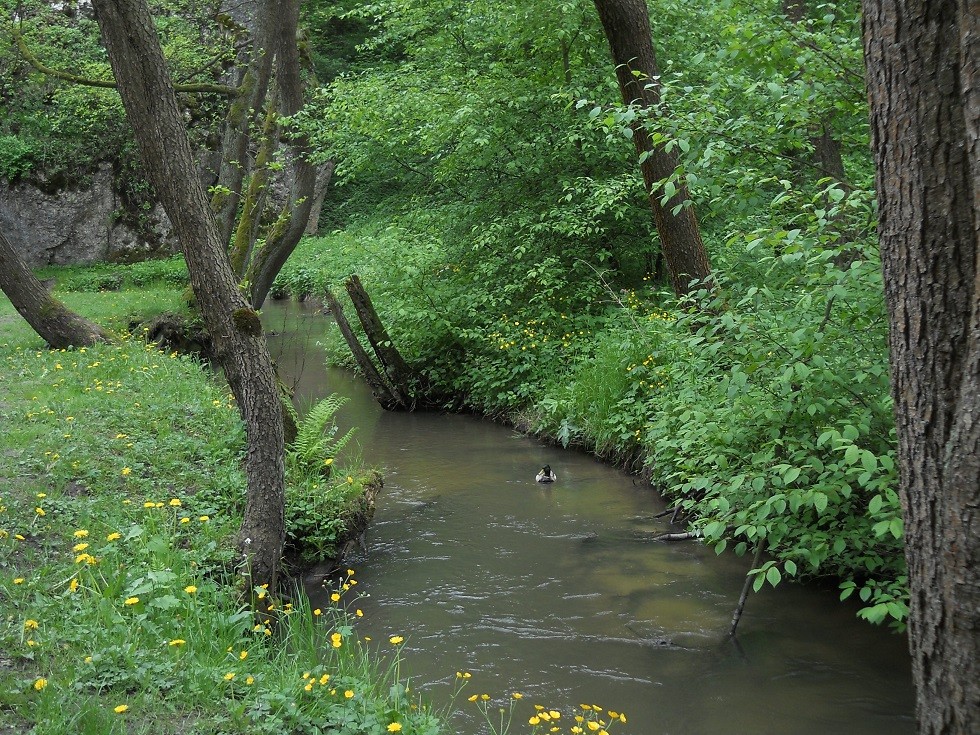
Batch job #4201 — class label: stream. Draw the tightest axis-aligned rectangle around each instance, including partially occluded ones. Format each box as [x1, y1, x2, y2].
[265, 300, 915, 735]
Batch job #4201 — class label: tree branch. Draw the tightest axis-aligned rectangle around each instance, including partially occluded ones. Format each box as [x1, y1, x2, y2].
[12, 24, 238, 96]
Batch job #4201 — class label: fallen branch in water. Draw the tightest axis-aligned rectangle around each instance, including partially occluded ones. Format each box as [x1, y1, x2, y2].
[650, 531, 699, 542]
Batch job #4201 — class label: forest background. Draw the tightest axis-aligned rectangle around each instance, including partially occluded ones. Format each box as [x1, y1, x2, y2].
[0, 0, 905, 631]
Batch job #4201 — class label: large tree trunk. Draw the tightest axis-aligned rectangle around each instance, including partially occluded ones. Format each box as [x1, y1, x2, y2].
[592, 0, 712, 298]
[0, 230, 109, 348]
[862, 1, 979, 733]
[92, 0, 286, 591]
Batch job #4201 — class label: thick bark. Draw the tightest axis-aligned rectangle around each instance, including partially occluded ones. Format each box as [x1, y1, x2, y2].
[862, 1, 980, 732]
[92, 0, 285, 590]
[0, 230, 109, 348]
[592, 0, 712, 298]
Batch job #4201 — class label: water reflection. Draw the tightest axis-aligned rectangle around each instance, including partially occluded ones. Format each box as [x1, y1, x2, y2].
[265, 301, 915, 735]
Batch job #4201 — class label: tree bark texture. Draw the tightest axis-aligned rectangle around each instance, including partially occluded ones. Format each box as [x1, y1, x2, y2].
[323, 288, 405, 410]
[345, 274, 415, 404]
[0, 230, 109, 348]
[592, 0, 712, 298]
[92, 0, 286, 590]
[862, 1, 979, 732]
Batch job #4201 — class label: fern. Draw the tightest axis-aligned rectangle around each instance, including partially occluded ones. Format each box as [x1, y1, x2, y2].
[288, 393, 356, 477]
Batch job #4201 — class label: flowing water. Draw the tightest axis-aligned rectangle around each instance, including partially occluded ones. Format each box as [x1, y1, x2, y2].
[266, 301, 915, 735]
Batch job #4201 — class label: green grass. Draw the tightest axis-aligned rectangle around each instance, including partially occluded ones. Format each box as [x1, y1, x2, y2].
[0, 287, 443, 734]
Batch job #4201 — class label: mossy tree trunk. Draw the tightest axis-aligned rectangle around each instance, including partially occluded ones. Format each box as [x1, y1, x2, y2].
[0, 230, 109, 348]
[92, 0, 285, 592]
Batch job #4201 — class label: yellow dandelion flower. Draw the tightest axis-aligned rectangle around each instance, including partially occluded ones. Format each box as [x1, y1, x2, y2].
[143, 501, 155, 508]
[246, 676, 254, 685]
[223, 672, 235, 681]
[184, 585, 197, 594]
[199, 515, 210, 522]
[239, 651, 248, 660]
[37, 492, 47, 498]
[13, 578, 24, 585]
[35, 508, 45, 516]
[124, 597, 139, 606]
[121, 467, 132, 476]
[106, 532, 122, 541]
[73, 530, 88, 538]
[33, 678, 47, 691]
[180, 517, 190, 524]
[387, 724, 403, 733]
[72, 542, 89, 552]
[169, 499, 181, 507]
[24, 619, 39, 630]
[169, 639, 186, 647]
[389, 635, 404, 645]
[69, 579, 79, 593]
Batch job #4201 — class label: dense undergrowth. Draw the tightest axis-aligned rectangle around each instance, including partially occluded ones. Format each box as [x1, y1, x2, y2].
[272, 180, 906, 630]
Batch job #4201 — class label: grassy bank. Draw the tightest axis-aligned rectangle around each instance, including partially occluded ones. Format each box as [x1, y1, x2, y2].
[0, 283, 441, 734]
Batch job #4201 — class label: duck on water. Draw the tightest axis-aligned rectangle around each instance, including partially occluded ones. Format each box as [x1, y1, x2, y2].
[535, 464, 557, 483]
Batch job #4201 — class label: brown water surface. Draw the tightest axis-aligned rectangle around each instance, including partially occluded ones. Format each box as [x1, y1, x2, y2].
[266, 301, 915, 735]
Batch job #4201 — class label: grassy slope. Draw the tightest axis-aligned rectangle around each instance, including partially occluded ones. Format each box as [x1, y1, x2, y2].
[0, 285, 440, 734]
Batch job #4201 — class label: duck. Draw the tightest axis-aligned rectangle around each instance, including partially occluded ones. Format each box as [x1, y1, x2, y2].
[535, 464, 557, 483]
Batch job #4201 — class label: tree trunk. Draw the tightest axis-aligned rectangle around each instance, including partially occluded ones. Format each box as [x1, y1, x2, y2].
[304, 160, 336, 236]
[862, 1, 980, 732]
[323, 288, 406, 410]
[592, 0, 712, 298]
[92, 0, 286, 591]
[246, 0, 319, 309]
[781, 0, 847, 186]
[345, 274, 416, 401]
[0, 230, 109, 348]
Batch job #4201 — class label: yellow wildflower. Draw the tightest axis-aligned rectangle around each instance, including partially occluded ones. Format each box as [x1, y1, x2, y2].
[33, 678, 47, 691]
[114, 705, 128, 714]
[124, 597, 139, 606]
[169, 639, 186, 647]
[121, 467, 132, 476]
[24, 619, 39, 630]
[106, 532, 122, 541]
[344, 690, 354, 699]
[184, 585, 197, 594]
[72, 542, 89, 552]
[387, 724, 402, 733]
[13, 578, 24, 585]
[73, 530, 88, 538]
[389, 635, 404, 645]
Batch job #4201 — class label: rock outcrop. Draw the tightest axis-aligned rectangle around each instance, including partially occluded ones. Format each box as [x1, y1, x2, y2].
[0, 164, 178, 267]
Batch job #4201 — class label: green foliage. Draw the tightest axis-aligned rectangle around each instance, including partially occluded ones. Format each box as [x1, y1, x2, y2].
[288, 393, 357, 479]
